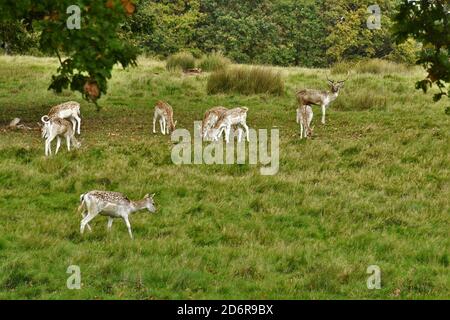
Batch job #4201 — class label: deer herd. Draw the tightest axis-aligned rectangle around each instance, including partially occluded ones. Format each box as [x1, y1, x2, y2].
[36, 73, 348, 238]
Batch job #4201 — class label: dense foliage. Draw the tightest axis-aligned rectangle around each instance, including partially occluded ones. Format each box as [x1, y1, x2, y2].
[124, 0, 419, 67]
[393, 0, 449, 101]
[0, 0, 138, 102]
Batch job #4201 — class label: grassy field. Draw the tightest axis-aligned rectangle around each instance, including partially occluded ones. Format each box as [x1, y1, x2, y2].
[0, 55, 448, 299]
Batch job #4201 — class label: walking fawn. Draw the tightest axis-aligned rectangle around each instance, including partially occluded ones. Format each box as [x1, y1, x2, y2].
[296, 105, 314, 139]
[153, 101, 177, 135]
[296, 73, 348, 124]
[42, 101, 82, 135]
[40, 117, 80, 156]
[78, 191, 156, 239]
[211, 107, 250, 143]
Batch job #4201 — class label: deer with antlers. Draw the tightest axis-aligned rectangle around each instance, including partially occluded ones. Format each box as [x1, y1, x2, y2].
[296, 72, 349, 125]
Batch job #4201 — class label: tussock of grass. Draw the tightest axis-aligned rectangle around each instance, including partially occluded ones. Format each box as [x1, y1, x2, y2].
[207, 66, 284, 96]
[199, 52, 231, 72]
[166, 52, 196, 71]
[332, 59, 411, 75]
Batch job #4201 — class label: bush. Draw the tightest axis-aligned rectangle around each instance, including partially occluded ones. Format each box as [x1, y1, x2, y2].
[199, 52, 231, 72]
[386, 39, 420, 65]
[207, 66, 284, 96]
[331, 59, 410, 75]
[166, 52, 196, 71]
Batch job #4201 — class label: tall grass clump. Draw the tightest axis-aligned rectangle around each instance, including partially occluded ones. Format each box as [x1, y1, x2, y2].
[331, 59, 410, 75]
[207, 66, 284, 96]
[199, 52, 231, 72]
[166, 52, 196, 71]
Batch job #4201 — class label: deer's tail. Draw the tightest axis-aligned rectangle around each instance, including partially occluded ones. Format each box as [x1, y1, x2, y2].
[41, 115, 50, 124]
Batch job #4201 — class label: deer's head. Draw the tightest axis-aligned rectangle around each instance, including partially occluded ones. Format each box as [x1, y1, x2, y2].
[143, 193, 156, 213]
[327, 72, 349, 93]
[169, 120, 178, 133]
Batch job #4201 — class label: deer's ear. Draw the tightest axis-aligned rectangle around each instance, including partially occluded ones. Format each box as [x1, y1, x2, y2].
[174, 120, 178, 127]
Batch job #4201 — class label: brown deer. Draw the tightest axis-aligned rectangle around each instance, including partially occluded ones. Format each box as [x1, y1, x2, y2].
[296, 72, 349, 124]
[152, 101, 177, 135]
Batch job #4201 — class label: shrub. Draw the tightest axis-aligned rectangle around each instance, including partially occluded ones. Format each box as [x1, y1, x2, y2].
[199, 52, 231, 72]
[166, 52, 196, 71]
[386, 39, 420, 65]
[331, 59, 410, 75]
[207, 66, 284, 96]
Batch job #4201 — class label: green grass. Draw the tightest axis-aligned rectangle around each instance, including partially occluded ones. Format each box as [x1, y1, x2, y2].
[166, 52, 196, 71]
[207, 66, 284, 96]
[199, 52, 231, 72]
[0, 56, 448, 299]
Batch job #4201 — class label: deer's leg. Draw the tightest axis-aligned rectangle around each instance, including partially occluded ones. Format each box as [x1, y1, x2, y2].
[44, 139, 49, 156]
[321, 104, 326, 124]
[159, 119, 164, 135]
[81, 212, 92, 232]
[80, 209, 99, 235]
[66, 135, 72, 151]
[55, 137, 61, 154]
[74, 115, 81, 135]
[123, 216, 133, 239]
[241, 122, 250, 142]
[300, 122, 304, 139]
[153, 113, 157, 134]
[70, 118, 77, 134]
[46, 134, 54, 156]
[107, 217, 114, 231]
[296, 108, 301, 124]
[162, 118, 167, 135]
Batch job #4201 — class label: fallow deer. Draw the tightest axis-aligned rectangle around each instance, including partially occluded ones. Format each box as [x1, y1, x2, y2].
[211, 107, 250, 143]
[42, 101, 81, 135]
[40, 117, 80, 157]
[201, 106, 228, 140]
[296, 105, 314, 139]
[78, 191, 156, 239]
[296, 72, 349, 124]
[152, 101, 177, 135]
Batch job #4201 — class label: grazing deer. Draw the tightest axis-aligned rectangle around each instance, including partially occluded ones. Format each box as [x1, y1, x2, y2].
[40, 117, 80, 156]
[153, 101, 177, 135]
[78, 191, 156, 239]
[211, 107, 249, 143]
[201, 106, 228, 140]
[43, 101, 81, 135]
[296, 73, 349, 124]
[296, 105, 314, 139]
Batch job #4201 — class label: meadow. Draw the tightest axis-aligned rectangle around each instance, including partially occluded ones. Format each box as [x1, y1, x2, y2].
[0, 55, 448, 299]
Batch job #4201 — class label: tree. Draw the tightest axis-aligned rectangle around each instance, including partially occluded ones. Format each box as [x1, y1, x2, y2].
[124, 0, 203, 57]
[393, 0, 449, 102]
[0, 0, 139, 103]
[323, 0, 399, 64]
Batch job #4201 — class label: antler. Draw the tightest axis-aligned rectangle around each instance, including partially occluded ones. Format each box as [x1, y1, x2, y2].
[326, 72, 333, 83]
[338, 71, 350, 83]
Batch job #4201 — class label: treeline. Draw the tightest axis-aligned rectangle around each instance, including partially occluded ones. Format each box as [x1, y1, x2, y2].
[123, 0, 418, 67]
[1, 0, 418, 68]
